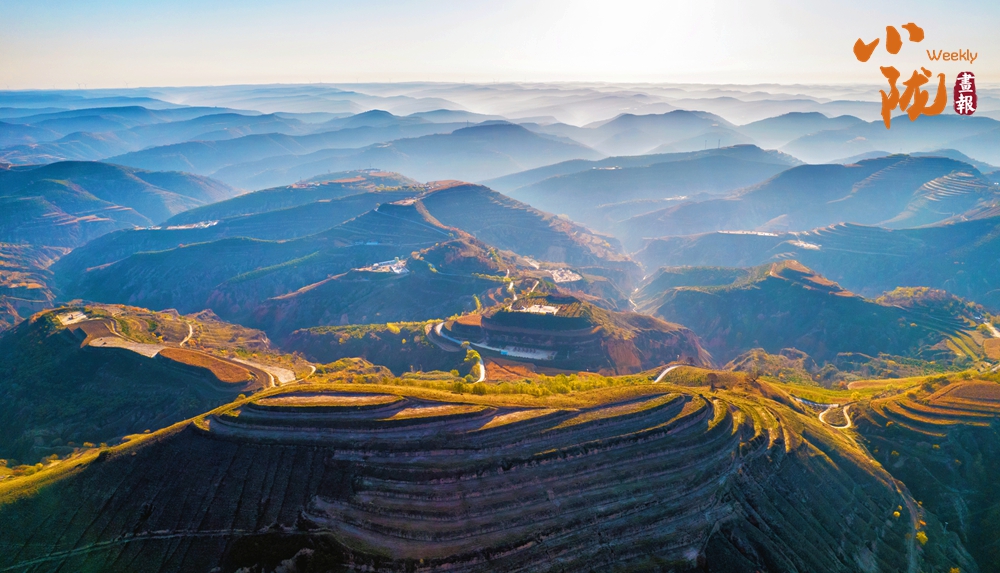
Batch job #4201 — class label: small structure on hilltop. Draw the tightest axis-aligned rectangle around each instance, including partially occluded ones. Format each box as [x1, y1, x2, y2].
[443, 294, 603, 365]
[519, 304, 559, 315]
[550, 269, 583, 283]
[358, 258, 409, 275]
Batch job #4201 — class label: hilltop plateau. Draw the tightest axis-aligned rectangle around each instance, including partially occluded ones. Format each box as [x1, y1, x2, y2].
[431, 292, 710, 375]
[245, 237, 515, 339]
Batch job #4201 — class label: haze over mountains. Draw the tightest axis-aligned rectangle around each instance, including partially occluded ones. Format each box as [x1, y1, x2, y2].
[2, 82, 999, 367]
[3, 83, 999, 193]
[5, 82, 1000, 573]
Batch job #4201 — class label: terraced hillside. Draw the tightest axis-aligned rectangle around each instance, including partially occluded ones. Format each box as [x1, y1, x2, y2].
[738, 112, 866, 148]
[114, 121, 602, 188]
[52, 188, 419, 279]
[58, 201, 462, 320]
[285, 322, 467, 376]
[855, 379, 1000, 571]
[0, 306, 277, 466]
[248, 238, 516, 339]
[165, 169, 423, 225]
[0, 161, 238, 247]
[419, 182, 641, 289]
[482, 144, 800, 193]
[0, 380, 970, 573]
[616, 155, 999, 247]
[635, 261, 982, 365]
[635, 214, 1000, 308]
[781, 114, 1000, 164]
[537, 110, 745, 156]
[439, 293, 711, 374]
[503, 145, 796, 234]
[0, 243, 68, 331]
[103, 125, 455, 180]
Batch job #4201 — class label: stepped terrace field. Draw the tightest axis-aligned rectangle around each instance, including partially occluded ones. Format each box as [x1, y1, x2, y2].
[861, 379, 1000, 438]
[854, 377, 1000, 571]
[0, 378, 963, 573]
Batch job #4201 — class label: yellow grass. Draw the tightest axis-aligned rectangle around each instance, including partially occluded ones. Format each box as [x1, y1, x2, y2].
[984, 339, 1000, 360]
[477, 409, 559, 431]
[930, 380, 1000, 402]
[273, 381, 680, 410]
[256, 394, 400, 407]
[552, 394, 679, 430]
[384, 404, 486, 420]
[159, 347, 252, 383]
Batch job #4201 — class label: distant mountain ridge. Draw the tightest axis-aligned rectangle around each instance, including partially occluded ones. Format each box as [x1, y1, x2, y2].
[635, 214, 1000, 309]
[504, 145, 798, 235]
[529, 110, 740, 156]
[0, 161, 238, 248]
[615, 154, 1000, 245]
[782, 114, 1000, 164]
[635, 260, 980, 364]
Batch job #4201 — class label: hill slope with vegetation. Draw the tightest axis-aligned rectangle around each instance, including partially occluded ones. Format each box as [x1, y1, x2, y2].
[636, 261, 983, 366]
[0, 375, 976, 572]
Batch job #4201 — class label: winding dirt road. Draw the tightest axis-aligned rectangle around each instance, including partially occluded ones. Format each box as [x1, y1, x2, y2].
[818, 403, 853, 429]
[653, 364, 682, 383]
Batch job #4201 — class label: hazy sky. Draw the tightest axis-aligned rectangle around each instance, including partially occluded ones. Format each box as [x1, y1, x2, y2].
[1, 0, 996, 89]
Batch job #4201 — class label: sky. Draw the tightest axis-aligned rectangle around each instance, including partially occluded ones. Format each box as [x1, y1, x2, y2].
[0, 0, 997, 89]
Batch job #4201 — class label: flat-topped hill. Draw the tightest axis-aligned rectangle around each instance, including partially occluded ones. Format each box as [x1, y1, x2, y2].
[441, 293, 711, 374]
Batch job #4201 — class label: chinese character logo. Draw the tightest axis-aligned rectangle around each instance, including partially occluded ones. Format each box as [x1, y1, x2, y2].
[954, 72, 977, 116]
[854, 24, 947, 129]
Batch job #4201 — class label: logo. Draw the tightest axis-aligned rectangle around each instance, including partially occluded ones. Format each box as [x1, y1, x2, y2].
[954, 72, 977, 116]
[854, 24, 948, 129]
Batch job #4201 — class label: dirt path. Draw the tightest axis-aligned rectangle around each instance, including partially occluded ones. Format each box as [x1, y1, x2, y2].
[474, 357, 486, 383]
[426, 322, 462, 352]
[818, 403, 853, 429]
[984, 321, 1000, 338]
[653, 364, 682, 383]
[428, 322, 487, 382]
[84, 318, 283, 389]
[231, 358, 295, 387]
